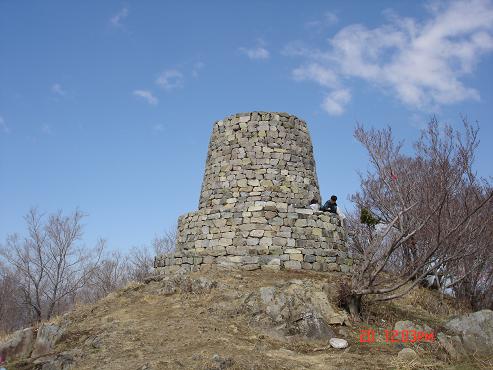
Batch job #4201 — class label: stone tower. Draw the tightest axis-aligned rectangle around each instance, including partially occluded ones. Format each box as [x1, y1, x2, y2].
[155, 112, 351, 274]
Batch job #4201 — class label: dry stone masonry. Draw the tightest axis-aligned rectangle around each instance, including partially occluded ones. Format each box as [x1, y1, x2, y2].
[155, 112, 352, 274]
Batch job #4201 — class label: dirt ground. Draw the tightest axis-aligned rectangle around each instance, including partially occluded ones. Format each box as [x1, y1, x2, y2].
[8, 269, 490, 370]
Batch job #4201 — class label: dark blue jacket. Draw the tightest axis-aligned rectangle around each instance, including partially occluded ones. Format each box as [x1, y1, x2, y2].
[321, 200, 337, 213]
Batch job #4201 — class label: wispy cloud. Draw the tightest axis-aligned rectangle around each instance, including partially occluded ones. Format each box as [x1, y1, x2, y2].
[305, 11, 338, 30]
[321, 89, 351, 115]
[239, 40, 270, 60]
[289, 0, 493, 115]
[51, 83, 66, 96]
[133, 90, 158, 105]
[293, 63, 339, 88]
[0, 116, 10, 134]
[192, 61, 205, 77]
[153, 124, 165, 132]
[110, 7, 128, 27]
[156, 69, 184, 90]
[41, 124, 53, 135]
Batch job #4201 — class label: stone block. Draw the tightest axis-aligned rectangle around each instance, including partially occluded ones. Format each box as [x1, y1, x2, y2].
[284, 261, 302, 270]
[290, 254, 303, 261]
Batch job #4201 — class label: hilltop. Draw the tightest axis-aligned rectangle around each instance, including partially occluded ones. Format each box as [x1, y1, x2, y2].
[4, 268, 490, 370]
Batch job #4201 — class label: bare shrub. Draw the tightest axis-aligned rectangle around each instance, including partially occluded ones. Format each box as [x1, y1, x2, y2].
[346, 118, 492, 318]
[0, 208, 104, 323]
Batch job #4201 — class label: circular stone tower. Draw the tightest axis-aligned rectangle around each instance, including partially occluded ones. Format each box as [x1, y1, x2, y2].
[155, 112, 351, 274]
[198, 111, 320, 210]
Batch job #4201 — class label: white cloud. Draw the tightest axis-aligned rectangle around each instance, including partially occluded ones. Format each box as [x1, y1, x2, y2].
[156, 69, 184, 90]
[289, 0, 493, 114]
[292, 63, 339, 88]
[0, 116, 10, 134]
[239, 47, 270, 60]
[133, 90, 158, 105]
[51, 83, 66, 96]
[305, 11, 338, 29]
[110, 7, 128, 27]
[321, 89, 351, 115]
[239, 41, 270, 60]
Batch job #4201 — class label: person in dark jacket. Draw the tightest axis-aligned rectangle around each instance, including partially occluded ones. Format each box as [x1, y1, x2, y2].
[321, 195, 338, 213]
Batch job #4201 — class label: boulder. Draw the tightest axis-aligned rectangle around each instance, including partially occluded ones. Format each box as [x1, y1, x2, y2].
[440, 309, 493, 358]
[0, 327, 34, 361]
[393, 320, 432, 334]
[437, 333, 468, 361]
[31, 324, 65, 358]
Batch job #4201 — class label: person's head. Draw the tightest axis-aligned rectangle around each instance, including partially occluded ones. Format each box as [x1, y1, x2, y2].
[310, 199, 318, 205]
[330, 195, 337, 203]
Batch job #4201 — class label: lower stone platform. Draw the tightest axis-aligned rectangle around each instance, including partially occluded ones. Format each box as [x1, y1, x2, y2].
[154, 202, 353, 275]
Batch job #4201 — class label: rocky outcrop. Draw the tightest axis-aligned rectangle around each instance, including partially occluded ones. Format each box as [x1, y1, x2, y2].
[242, 279, 348, 340]
[31, 324, 65, 358]
[0, 323, 65, 365]
[0, 327, 34, 361]
[438, 309, 493, 359]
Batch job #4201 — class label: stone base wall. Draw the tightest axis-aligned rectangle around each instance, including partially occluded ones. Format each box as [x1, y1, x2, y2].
[154, 202, 353, 275]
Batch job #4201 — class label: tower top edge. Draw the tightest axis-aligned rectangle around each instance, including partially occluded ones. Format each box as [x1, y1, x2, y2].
[215, 112, 306, 124]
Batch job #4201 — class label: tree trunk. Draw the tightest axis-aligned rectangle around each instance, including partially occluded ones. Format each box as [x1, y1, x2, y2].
[348, 293, 362, 321]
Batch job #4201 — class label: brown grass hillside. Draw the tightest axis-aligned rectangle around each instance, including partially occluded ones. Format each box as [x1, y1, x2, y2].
[8, 269, 490, 370]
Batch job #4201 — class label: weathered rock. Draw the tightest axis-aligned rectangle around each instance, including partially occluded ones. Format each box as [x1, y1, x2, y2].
[0, 327, 34, 361]
[393, 320, 432, 334]
[397, 348, 417, 361]
[158, 275, 218, 296]
[32, 350, 76, 370]
[244, 280, 348, 340]
[329, 338, 348, 349]
[437, 333, 467, 360]
[211, 353, 234, 369]
[440, 309, 493, 358]
[31, 324, 65, 358]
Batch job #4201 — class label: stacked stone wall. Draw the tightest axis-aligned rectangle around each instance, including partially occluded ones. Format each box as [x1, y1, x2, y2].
[155, 112, 352, 275]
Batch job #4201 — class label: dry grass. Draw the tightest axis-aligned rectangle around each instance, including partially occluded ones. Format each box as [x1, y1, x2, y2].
[3, 270, 488, 370]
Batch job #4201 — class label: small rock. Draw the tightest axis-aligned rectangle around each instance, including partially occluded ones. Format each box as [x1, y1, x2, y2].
[329, 338, 348, 349]
[397, 348, 418, 361]
[211, 354, 233, 369]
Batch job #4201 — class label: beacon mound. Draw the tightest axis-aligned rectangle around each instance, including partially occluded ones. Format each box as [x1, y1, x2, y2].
[155, 112, 351, 275]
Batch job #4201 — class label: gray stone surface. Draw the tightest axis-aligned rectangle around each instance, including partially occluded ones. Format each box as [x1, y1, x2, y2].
[329, 338, 348, 349]
[439, 309, 493, 359]
[154, 112, 351, 274]
[0, 327, 34, 361]
[244, 280, 348, 340]
[31, 324, 65, 358]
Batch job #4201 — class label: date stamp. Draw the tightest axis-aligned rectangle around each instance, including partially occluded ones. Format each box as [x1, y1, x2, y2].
[360, 329, 435, 343]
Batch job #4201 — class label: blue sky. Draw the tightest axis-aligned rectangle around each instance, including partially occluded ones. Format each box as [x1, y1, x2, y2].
[1, 0, 492, 251]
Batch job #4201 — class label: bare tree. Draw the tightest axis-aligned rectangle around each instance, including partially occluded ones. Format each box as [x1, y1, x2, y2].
[0, 208, 104, 322]
[0, 264, 27, 334]
[345, 118, 493, 318]
[80, 251, 130, 302]
[152, 227, 177, 256]
[127, 246, 153, 282]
